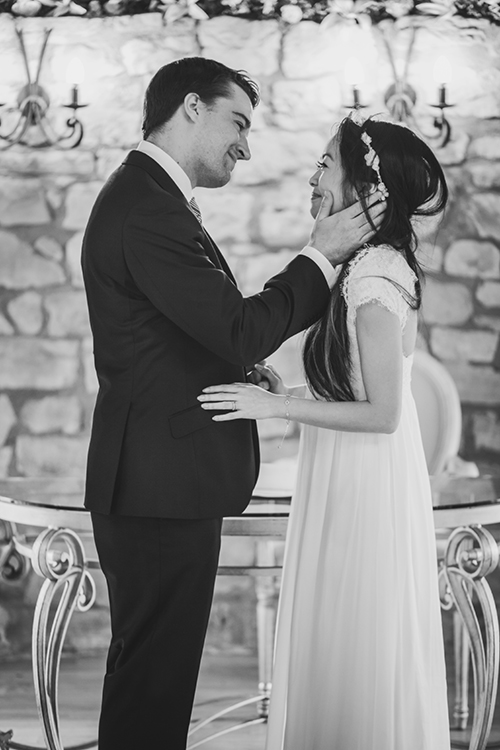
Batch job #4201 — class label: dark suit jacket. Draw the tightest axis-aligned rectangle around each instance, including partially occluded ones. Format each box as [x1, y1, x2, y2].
[81, 150, 330, 519]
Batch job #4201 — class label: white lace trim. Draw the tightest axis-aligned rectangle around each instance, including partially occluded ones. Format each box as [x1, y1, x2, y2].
[340, 244, 372, 302]
[342, 245, 416, 331]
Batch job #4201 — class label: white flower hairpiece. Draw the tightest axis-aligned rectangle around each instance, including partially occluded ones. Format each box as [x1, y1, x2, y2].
[360, 131, 389, 199]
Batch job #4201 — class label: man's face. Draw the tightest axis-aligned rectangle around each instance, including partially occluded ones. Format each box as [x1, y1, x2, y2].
[309, 137, 346, 219]
[193, 83, 253, 188]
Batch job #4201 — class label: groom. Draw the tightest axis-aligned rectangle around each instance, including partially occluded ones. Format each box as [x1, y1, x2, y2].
[82, 56, 383, 749]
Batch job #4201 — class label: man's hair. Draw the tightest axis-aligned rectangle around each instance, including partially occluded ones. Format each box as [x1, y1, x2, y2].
[142, 57, 260, 139]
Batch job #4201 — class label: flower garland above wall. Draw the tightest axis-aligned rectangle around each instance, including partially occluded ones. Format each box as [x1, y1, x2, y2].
[0, 0, 499, 27]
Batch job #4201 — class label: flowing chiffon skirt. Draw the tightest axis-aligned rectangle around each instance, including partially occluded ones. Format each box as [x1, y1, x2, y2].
[265, 363, 450, 750]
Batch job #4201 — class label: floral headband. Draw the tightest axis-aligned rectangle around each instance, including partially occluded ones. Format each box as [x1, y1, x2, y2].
[360, 131, 389, 199]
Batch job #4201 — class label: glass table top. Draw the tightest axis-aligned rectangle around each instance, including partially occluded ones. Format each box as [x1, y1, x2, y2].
[0, 473, 498, 514]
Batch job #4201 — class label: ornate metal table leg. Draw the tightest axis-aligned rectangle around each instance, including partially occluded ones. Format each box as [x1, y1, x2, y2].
[441, 525, 500, 750]
[31, 528, 96, 750]
[0, 520, 29, 584]
[453, 608, 471, 730]
[255, 540, 281, 719]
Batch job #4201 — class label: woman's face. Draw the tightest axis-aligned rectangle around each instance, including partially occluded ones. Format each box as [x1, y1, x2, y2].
[309, 137, 347, 219]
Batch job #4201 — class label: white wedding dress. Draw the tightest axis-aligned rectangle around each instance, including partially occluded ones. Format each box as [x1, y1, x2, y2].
[265, 246, 450, 750]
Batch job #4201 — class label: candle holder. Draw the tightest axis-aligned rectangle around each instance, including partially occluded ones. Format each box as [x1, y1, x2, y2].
[345, 85, 368, 111]
[429, 84, 454, 148]
[344, 59, 368, 112]
[383, 78, 454, 149]
[0, 28, 88, 150]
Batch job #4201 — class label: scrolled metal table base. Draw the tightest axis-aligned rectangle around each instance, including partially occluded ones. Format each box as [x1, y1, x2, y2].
[0, 513, 499, 750]
[439, 524, 500, 750]
[0, 523, 97, 750]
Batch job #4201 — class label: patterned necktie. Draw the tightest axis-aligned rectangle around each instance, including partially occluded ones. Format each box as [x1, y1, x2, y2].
[189, 197, 203, 225]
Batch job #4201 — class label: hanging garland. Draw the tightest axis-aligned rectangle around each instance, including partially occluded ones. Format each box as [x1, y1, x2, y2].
[0, 0, 499, 26]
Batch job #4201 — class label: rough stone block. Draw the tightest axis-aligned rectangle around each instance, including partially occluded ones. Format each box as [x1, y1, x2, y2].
[198, 17, 280, 76]
[45, 290, 91, 337]
[476, 281, 500, 308]
[0, 149, 95, 177]
[231, 129, 325, 187]
[234, 250, 296, 296]
[451, 54, 500, 119]
[82, 337, 99, 395]
[0, 315, 14, 336]
[282, 21, 335, 78]
[195, 188, 253, 243]
[445, 363, 500, 405]
[121, 26, 198, 77]
[272, 77, 342, 130]
[0, 176, 50, 227]
[430, 327, 498, 364]
[422, 278, 473, 325]
[83, 80, 143, 150]
[0, 447, 12, 479]
[417, 243, 443, 273]
[16, 435, 89, 477]
[63, 182, 103, 231]
[257, 180, 313, 247]
[0, 339, 79, 390]
[46, 186, 65, 211]
[65, 231, 85, 288]
[467, 193, 500, 241]
[469, 135, 500, 160]
[95, 148, 129, 181]
[34, 236, 64, 262]
[282, 21, 376, 81]
[20, 396, 82, 435]
[472, 411, 500, 454]
[0, 395, 15, 447]
[474, 315, 500, 333]
[7, 292, 43, 335]
[0, 230, 65, 289]
[445, 240, 500, 279]
[413, 211, 444, 243]
[467, 162, 500, 190]
[437, 132, 470, 167]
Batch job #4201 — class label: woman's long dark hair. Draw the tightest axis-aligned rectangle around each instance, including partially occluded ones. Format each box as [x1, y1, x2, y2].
[303, 117, 448, 402]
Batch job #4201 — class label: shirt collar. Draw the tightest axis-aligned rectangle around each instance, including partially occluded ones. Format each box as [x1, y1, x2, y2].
[136, 140, 192, 201]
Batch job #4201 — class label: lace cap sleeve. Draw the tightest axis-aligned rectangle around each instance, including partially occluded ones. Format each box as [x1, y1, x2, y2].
[342, 246, 417, 328]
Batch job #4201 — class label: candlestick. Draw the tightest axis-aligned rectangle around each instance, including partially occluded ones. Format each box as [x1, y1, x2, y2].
[438, 83, 447, 107]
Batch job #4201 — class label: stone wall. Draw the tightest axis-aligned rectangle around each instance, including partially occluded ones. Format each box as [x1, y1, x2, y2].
[0, 14, 499, 655]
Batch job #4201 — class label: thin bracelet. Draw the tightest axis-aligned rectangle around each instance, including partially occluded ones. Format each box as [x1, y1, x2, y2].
[278, 393, 291, 450]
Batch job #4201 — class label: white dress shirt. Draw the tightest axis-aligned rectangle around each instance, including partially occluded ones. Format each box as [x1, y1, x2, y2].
[136, 140, 337, 287]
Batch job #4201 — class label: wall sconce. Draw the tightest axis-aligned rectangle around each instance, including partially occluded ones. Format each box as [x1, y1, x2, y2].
[383, 54, 454, 148]
[344, 58, 367, 111]
[0, 28, 88, 150]
[429, 55, 454, 147]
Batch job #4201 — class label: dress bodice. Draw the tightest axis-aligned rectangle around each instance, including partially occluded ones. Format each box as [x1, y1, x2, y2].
[342, 245, 418, 401]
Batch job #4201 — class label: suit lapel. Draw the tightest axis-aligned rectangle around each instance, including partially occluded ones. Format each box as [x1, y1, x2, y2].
[123, 150, 235, 282]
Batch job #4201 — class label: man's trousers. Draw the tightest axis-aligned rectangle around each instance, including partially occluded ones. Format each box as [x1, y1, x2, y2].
[91, 512, 222, 750]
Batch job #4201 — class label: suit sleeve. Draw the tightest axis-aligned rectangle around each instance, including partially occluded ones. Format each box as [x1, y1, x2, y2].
[123, 197, 330, 367]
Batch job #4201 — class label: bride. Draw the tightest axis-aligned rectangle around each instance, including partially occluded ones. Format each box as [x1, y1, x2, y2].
[199, 115, 451, 750]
